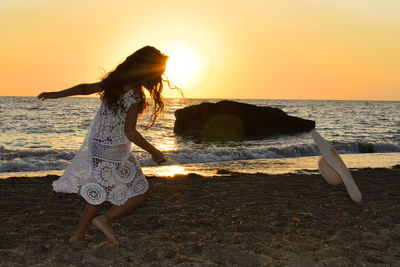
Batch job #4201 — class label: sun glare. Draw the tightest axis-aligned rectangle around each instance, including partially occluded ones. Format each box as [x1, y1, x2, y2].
[158, 165, 189, 177]
[161, 41, 207, 90]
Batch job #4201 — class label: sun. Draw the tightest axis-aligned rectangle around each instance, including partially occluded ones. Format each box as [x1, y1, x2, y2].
[161, 41, 207, 90]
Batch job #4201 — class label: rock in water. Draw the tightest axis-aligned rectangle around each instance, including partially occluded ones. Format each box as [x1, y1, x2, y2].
[174, 100, 315, 141]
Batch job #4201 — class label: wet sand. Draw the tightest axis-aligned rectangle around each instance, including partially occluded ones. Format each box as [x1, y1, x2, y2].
[0, 168, 399, 266]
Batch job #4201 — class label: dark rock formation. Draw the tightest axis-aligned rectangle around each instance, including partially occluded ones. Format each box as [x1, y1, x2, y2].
[174, 100, 315, 141]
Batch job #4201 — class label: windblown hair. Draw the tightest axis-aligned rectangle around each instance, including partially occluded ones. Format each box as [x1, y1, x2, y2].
[99, 46, 169, 128]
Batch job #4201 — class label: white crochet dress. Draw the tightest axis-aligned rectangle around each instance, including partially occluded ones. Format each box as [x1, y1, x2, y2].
[53, 89, 148, 205]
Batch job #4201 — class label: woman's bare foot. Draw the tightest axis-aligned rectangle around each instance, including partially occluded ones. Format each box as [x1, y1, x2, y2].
[92, 215, 118, 247]
[68, 233, 93, 242]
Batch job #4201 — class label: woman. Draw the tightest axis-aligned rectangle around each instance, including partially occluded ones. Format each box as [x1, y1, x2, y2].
[38, 46, 172, 247]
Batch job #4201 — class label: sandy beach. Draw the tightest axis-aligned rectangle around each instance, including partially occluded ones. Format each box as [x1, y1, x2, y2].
[1, 168, 399, 266]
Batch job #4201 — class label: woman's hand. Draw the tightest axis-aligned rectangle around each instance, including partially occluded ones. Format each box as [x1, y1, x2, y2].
[37, 92, 61, 100]
[151, 149, 166, 164]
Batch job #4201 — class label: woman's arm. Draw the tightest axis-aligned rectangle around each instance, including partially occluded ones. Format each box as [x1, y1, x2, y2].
[38, 82, 102, 100]
[124, 103, 166, 164]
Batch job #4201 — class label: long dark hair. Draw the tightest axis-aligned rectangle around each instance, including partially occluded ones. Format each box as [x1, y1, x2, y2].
[99, 46, 169, 128]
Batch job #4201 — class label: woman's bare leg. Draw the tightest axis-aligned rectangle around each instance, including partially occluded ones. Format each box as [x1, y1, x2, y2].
[92, 191, 149, 246]
[69, 203, 101, 242]
[104, 191, 149, 221]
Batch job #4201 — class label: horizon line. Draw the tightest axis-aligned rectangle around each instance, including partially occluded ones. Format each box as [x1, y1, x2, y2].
[1, 95, 399, 102]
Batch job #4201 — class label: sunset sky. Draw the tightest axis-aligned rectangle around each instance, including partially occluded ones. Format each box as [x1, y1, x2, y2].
[1, 0, 399, 100]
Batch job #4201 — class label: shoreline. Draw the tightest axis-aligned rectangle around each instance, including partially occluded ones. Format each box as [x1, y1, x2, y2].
[1, 165, 399, 180]
[1, 168, 399, 265]
[1, 152, 399, 179]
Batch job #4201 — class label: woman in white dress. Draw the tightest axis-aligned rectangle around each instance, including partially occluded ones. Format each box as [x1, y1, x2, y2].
[38, 46, 171, 247]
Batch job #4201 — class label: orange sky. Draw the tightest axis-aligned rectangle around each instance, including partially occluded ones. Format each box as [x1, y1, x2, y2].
[1, 0, 399, 100]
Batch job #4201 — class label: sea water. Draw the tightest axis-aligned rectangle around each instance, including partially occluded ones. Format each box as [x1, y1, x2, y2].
[0, 97, 399, 178]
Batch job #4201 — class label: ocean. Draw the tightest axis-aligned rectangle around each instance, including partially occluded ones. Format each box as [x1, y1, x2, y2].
[0, 97, 399, 178]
